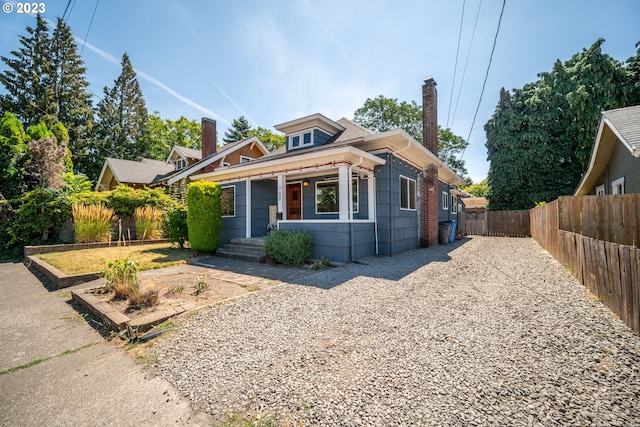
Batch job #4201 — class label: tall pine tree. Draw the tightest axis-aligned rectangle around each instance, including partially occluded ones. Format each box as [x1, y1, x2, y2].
[92, 53, 148, 180]
[223, 116, 251, 143]
[51, 18, 94, 176]
[0, 14, 55, 126]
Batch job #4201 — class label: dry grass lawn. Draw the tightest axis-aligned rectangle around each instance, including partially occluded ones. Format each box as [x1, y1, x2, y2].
[36, 242, 193, 275]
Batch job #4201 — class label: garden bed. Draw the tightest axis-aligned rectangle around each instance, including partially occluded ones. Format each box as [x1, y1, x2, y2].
[71, 263, 281, 336]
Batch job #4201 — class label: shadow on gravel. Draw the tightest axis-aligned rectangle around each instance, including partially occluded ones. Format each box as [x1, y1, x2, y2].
[293, 237, 470, 289]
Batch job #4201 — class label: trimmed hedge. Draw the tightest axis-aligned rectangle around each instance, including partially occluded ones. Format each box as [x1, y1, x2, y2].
[187, 181, 222, 253]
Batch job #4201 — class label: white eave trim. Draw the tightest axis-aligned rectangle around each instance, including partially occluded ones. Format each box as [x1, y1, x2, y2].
[191, 145, 385, 182]
[364, 129, 466, 186]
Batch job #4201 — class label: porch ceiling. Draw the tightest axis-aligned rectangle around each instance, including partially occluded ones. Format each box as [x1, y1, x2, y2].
[191, 145, 385, 183]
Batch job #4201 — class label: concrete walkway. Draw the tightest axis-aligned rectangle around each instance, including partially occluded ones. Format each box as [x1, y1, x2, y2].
[0, 261, 213, 427]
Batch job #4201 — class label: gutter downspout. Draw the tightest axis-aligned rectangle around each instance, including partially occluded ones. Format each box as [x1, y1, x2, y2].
[349, 157, 363, 262]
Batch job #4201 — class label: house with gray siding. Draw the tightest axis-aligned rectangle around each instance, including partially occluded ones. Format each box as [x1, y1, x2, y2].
[191, 79, 465, 262]
[575, 105, 640, 196]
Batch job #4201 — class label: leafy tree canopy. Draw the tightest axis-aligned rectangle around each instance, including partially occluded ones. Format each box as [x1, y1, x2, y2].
[353, 95, 470, 180]
[485, 39, 640, 210]
[146, 112, 201, 160]
[461, 178, 489, 198]
[246, 126, 286, 151]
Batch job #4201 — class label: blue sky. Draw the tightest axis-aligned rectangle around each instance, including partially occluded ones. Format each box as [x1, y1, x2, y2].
[1, 0, 639, 182]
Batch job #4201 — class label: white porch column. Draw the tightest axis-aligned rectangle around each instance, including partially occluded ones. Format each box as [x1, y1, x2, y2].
[245, 179, 252, 238]
[338, 165, 349, 220]
[368, 171, 375, 220]
[277, 174, 285, 220]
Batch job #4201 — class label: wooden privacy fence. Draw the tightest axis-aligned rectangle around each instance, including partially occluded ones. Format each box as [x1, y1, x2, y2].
[531, 195, 640, 335]
[462, 210, 530, 237]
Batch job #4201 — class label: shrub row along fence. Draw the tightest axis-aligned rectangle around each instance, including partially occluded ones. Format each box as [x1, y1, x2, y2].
[460, 209, 530, 237]
[531, 195, 640, 335]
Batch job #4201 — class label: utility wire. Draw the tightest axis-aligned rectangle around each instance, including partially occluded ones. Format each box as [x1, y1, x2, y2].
[446, 0, 465, 129]
[451, 0, 483, 127]
[460, 0, 505, 160]
[80, 0, 100, 56]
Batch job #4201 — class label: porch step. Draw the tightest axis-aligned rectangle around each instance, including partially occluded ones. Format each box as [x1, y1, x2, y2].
[216, 237, 266, 263]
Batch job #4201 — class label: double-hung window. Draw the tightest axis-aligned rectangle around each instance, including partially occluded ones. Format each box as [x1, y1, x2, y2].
[442, 191, 449, 210]
[400, 175, 416, 210]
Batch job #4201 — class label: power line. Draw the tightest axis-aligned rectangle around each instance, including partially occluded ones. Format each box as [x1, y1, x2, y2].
[446, 0, 465, 129]
[451, 0, 483, 127]
[460, 0, 505, 161]
[80, 0, 100, 56]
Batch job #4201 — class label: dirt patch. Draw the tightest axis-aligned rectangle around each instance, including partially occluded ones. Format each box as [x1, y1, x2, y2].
[88, 265, 281, 323]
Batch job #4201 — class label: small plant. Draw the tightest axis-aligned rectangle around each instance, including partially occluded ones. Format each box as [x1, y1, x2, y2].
[166, 285, 184, 295]
[128, 288, 159, 308]
[193, 275, 208, 295]
[73, 203, 114, 243]
[135, 205, 163, 240]
[162, 206, 188, 248]
[100, 257, 139, 300]
[263, 229, 313, 266]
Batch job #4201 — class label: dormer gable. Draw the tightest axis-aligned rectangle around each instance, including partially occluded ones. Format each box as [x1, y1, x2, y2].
[166, 145, 202, 171]
[274, 113, 346, 153]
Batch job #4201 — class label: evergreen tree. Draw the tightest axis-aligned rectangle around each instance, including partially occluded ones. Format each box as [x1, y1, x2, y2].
[485, 39, 632, 210]
[92, 53, 148, 180]
[0, 14, 55, 126]
[223, 116, 251, 143]
[50, 18, 94, 175]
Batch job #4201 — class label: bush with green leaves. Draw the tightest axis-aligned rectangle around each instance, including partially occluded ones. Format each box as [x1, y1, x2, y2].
[187, 181, 222, 253]
[163, 206, 188, 248]
[5, 188, 71, 250]
[106, 185, 177, 219]
[264, 229, 313, 266]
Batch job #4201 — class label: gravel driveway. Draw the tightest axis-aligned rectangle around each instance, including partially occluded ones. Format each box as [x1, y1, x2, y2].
[151, 236, 640, 426]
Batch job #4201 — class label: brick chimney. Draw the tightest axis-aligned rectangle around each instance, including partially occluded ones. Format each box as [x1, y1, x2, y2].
[419, 78, 440, 247]
[201, 117, 217, 173]
[422, 78, 438, 156]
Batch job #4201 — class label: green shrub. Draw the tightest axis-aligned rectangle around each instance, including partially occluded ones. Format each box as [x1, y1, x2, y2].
[100, 258, 139, 300]
[72, 203, 114, 243]
[99, 257, 158, 308]
[264, 229, 313, 266]
[5, 188, 71, 250]
[134, 205, 163, 240]
[163, 206, 188, 248]
[187, 181, 222, 253]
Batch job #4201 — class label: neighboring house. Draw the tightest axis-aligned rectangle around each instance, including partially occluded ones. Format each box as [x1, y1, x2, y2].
[95, 118, 269, 191]
[574, 105, 640, 196]
[190, 79, 465, 262]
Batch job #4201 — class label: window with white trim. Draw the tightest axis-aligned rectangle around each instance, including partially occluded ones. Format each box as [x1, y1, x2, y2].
[288, 131, 313, 150]
[595, 184, 605, 195]
[240, 155, 254, 163]
[221, 186, 235, 217]
[612, 177, 625, 195]
[400, 175, 416, 210]
[316, 179, 358, 214]
[442, 191, 449, 210]
[451, 195, 458, 214]
[220, 161, 230, 167]
[176, 158, 187, 170]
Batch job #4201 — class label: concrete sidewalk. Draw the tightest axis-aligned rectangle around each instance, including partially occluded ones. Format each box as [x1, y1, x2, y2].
[0, 262, 213, 427]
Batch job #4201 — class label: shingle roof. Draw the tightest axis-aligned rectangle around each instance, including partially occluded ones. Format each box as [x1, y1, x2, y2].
[461, 197, 488, 210]
[603, 105, 640, 152]
[334, 117, 373, 142]
[173, 146, 202, 160]
[107, 158, 174, 185]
